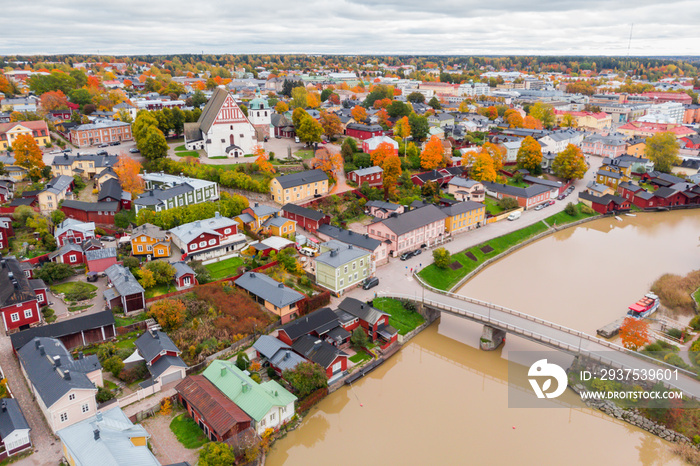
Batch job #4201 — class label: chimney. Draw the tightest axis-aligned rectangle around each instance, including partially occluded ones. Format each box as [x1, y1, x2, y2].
[150, 190, 154, 196]
[1, 400, 6, 412]
[53, 355, 62, 367]
[35, 339, 41, 349]
[12, 279, 18, 289]
[285, 350, 290, 360]
[79, 351, 84, 359]
[96, 411, 103, 422]
[7, 271, 13, 279]
[94, 429, 100, 441]
[64, 370, 71, 380]
[215, 211, 220, 218]
[38, 345, 45, 356]
[221, 367, 227, 377]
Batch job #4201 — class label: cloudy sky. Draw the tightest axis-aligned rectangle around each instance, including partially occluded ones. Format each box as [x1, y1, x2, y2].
[2, 0, 699, 56]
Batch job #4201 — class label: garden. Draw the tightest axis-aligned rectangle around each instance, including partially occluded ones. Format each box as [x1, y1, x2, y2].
[173, 144, 200, 158]
[204, 256, 244, 281]
[372, 297, 425, 335]
[50, 281, 98, 302]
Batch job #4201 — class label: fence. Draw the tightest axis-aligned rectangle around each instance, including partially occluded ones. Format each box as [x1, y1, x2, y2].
[486, 207, 523, 224]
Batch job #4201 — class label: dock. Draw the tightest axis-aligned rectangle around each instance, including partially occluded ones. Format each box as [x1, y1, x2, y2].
[597, 317, 625, 338]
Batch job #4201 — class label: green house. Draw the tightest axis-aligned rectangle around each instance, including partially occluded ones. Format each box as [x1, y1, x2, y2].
[315, 240, 371, 296]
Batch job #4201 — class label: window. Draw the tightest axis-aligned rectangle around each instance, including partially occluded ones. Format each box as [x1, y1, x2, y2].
[60, 412, 68, 422]
[363, 269, 368, 277]
[270, 412, 276, 421]
[360, 259, 364, 267]
[24, 309, 32, 318]
[37, 293, 44, 303]
[199, 241, 206, 247]
[354, 272, 358, 280]
[281, 406, 286, 414]
[189, 244, 197, 251]
[69, 394, 75, 401]
[332, 361, 342, 373]
[184, 277, 190, 285]
[10, 313, 19, 322]
[81, 403, 89, 413]
[69, 255, 77, 263]
[208, 239, 216, 245]
[260, 418, 266, 427]
[224, 228, 231, 234]
[147, 245, 152, 251]
[137, 245, 143, 252]
[352, 262, 356, 270]
[344, 265, 348, 274]
[339, 278, 344, 287]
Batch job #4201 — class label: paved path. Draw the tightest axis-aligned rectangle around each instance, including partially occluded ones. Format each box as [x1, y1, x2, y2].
[141, 411, 199, 466]
[0, 336, 63, 466]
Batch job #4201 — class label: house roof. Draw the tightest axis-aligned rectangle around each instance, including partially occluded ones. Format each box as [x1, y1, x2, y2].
[292, 335, 346, 369]
[337, 297, 388, 326]
[56, 407, 159, 466]
[197, 87, 235, 134]
[0, 398, 30, 439]
[82, 238, 103, 251]
[172, 261, 196, 280]
[279, 307, 340, 341]
[448, 177, 481, 189]
[148, 354, 187, 380]
[49, 242, 83, 260]
[316, 242, 369, 268]
[55, 219, 95, 240]
[253, 335, 291, 359]
[365, 200, 401, 211]
[175, 375, 252, 437]
[482, 181, 552, 199]
[618, 181, 642, 193]
[587, 182, 610, 194]
[262, 216, 293, 229]
[86, 247, 117, 262]
[43, 175, 74, 195]
[98, 178, 122, 202]
[0, 255, 38, 308]
[350, 166, 383, 177]
[375, 204, 448, 236]
[135, 329, 181, 363]
[317, 224, 381, 251]
[282, 203, 327, 221]
[168, 214, 238, 245]
[17, 337, 100, 408]
[134, 183, 194, 207]
[598, 169, 622, 180]
[247, 203, 279, 219]
[523, 176, 562, 189]
[236, 213, 256, 224]
[105, 264, 144, 297]
[10, 310, 115, 351]
[52, 153, 118, 169]
[579, 191, 629, 206]
[203, 360, 297, 422]
[274, 169, 328, 189]
[440, 200, 484, 217]
[61, 200, 119, 212]
[132, 223, 169, 242]
[235, 272, 305, 308]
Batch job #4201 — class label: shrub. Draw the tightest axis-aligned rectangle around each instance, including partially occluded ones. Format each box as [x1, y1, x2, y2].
[498, 197, 519, 210]
[644, 342, 662, 352]
[666, 328, 683, 340]
[580, 204, 595, 215]
[564, 202, 577, 216]
[432, 247, 451, 269]
[690, 315, 700, 331]
[250, 373, 262, 383]
[149, 299, 186, 331]
[96, 386, 115, 403]
[282, 362, 328, 398]
[62, 282, 96, 302]
[235, 352, 250, 371]
[267, 366, 277, 379]
[34, 262, 75, 284]
[103, 356, 124, 378]
[119, 362, 148, 383]
[351, 327, 369, 349]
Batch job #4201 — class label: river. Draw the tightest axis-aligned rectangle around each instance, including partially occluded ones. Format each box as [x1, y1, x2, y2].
[266, 211, 700, 465]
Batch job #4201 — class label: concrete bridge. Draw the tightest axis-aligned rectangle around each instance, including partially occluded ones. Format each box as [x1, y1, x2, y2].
[381, 281, 700, 400]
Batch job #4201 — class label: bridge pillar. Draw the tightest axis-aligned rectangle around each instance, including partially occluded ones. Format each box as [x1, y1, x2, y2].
[480, 325, 506, 351]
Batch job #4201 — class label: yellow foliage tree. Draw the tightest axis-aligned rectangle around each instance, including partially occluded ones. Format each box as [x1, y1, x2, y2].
[380, 154, 402, 198]
[552, 144, 587, 180]
[470, 151, 499, 182]
[516, 136, 543, 172]
[274, 101, 289, 114]
[420, 136, 445, 170]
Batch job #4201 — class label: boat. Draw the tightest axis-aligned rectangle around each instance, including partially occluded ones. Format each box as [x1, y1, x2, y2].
[625, 213, 636, 217]
[627, 292, 660, 319]
[615, 216, 623, 221]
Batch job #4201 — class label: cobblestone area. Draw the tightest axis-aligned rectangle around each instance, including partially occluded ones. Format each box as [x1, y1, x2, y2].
[0, 336, 63, 466]
[141, 410, 200, 466]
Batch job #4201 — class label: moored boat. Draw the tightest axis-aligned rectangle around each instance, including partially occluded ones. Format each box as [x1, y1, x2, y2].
[627, 292, 660, 318]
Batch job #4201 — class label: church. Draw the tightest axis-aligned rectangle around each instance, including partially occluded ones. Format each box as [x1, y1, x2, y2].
[184, 87, 259, 158]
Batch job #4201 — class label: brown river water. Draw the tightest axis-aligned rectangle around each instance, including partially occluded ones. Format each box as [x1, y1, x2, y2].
[266, 211, 700, 466]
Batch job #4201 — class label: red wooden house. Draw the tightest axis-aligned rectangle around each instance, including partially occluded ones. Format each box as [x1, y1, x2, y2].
[54, 218, 95, 247]
[345, 123, 384, 140]
[85, 248, 117, 273]
[578, 192, 631, 214]
[48, 243, 85, 265]
[61, 200, 119, 225]
[291, 335, 347, 379]
[173, 261, 197, 289]
[175, 375, 253, 443]
[653, 186, 690, 207]
[282, 203, 331, 233]
[0, 255, 47, 333]
[0, 216, 13, 250]
[277, 307, 340, 346]
[347, 166, 383, 187]
[337, 297, 398, 350]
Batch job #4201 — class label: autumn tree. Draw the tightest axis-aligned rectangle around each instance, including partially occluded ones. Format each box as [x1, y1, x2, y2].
[458, 100, 472, 113]
[13, 134, 45, 179]
[479, 106, 498, 120]
[149, 299, 186, 330]
[523, 115, 543, 130]
[199, 442, 236, 466]
[253, 146, 276, 174]
[393, 116, 411, 155]
[516, 136, 543, 173]
[620, 317, 650, 351]
[40, 90, 69, 111]
[469, 151, 499, 182]
[379, 155, 401, 198]
[505, 111, 524, 128]
[433, 247, 451, 269]
[282, 362, 328, 398]
[376, 108, 391, 130]
[310, 147, 342, 182]
[559, 113, 577, 128]
[644, 132, 680, 173]
[370, 142, 396, 167]
[529, 102, 556, 129]
[481, 142, 506, 173]
[351, 105, 367, 122]
[552, 144, 587, 180]
[307, 92, 321, 109]
[274, 101, 289, 114]
[290, 86, 308, 109]
[291, 107, 309, 128]
[320, 111, 342, 140]
[113, 154, 145, 196]
[296, 114, 323, 144]
[420, 136, 445, 170]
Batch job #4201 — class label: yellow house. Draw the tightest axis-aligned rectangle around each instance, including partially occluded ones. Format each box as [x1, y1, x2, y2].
[0, 120, 50, 150]
[37, 175, 75, 214]
[627, 139, 646, 158]
[235, 203, 279, 232]
[270, 169, 329, 205]
[96, 167, 118, 190]
[596, 168, 627, 190]
[130, 223, 171, 258]
[52, 153, 118, 179]
[441, 201, 486, 235]
[263, 216, 297, 237]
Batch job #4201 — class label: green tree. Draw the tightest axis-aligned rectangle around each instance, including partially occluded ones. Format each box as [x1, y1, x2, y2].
[296, 114, 323, 144]
[529, 102, 556, 129]
[516, 136, 543, 172]
[291, 86, 308, 109]
[191, 89, 207, 108]
[50, 209, 66, 225]
[282, 362, 329, 398]
[350, 327, 369, 349]
[144, 260, 176, 285]
[644, 132, 680, 174]
[407, 92, 425, 103]
[12, 205, 35, 226]
[433, 247, 451, 269]
[199, 442, 236, 466]
[139, 125, 169, 161]
[34, 262, 75, 284]
[428, 96, 442, 109]
[387, 100, 412, 118]
[103, 356, 124, 378]
[498, 197, 520, 210]
[68, 88, 92, 109]
[552, 144, 587, 180]
[320, 88, 333, 102]
[408, 113, 429, 141]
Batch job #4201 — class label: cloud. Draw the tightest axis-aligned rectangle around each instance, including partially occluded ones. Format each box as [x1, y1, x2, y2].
[1, 0, 699, 55]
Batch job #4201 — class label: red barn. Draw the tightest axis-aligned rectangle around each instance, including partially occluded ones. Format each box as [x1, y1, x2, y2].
[0, 256, 46, 333]
[54, 218, 95, 247]
[653, 186, 689, 207]
[85, 247, 118, 274]
[347, 166, 383, 187]
[173, 261, 197, 289]
[579, 192, 631, 214]
[345, 123, 384, 140]
[282, 203, 330, 233]
[61, 200, 119, 225]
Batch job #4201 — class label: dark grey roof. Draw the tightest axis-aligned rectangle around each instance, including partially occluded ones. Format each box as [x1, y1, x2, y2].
[184, 122, 202, 142]
[440, 200, 485, 217]
[81, 237, 103, 251]
[9, 197, 34, 207]
[292, 335, 346, 369]
[317, 224, 381, 251]
[578, 191, 629, 206]
[618, 181, 642, 192]
[44, 175, 74, 195]
[17, 337, 100, 408]
[338, 297, 388, 326]
[279, 307, 340, 341]
[523, 176, 562, 189]
[376, 204, 448, 236]
[248, 203, 279, 218]
[196, 87, 231, 133]
[49, 242, 83, 260]
[635, 190, 655, 200]
[597, 169, 622, 180]
[52, 153, 118, 168]
[326, 326, 351, 343]
[61, 200, 119, 212]
[274, 170, 328, 189]
[346, 123, 383, 132]
[236, 213, 255, 224]
[105, 264, 145, 297]
[172, 261, 195, 280]
[482, 181, 552, 199]
[135, 184, 194, 207]
[315, 242, 369, 268]
[235, 272, 304, 308]
[253, 335, 291, 359]
[650, 172, 685, 185]
[149, 354, 187, 380]
[0, 256, 37, 308]
[10, 310, 115, 351]
[98, 178, 122, 202]
[364, 200, 401, 211]
[0, 398, 30, 438]
[282, 203, 327, 221]
[28, 278, 47, 291]
[135, 330, 181, 364]
[86, 247, 117, 261]
[131, 223, 169, 241]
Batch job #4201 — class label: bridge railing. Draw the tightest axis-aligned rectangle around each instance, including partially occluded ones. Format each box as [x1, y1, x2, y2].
[384, 292, 697, 397]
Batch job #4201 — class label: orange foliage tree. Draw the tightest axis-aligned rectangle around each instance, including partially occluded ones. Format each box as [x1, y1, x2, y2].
[320, 111, 342, 140]
[373, 98, 392, 109]
[351, 105, 367, 122]
[370, 142, 396, 167]
[505, 110, 524, 128]
[619, 317, 650, 350]
[516, 136, 543, 172]
[13, 134, 45, 179]
[149, 299, 186, 331]
[376, 108, 391, 129]
[113, 154, 145, 196]
[380, 154, 402, 198]
[479, 105, 498, 120]
[253, 146, 276, 174]
[275, 101, 289, 114]
[420, 135, 445, 170]
[523, 115, 543, 130]
[469, 151, 499, 182]
[310, 148, 342, 182]
[40, 90, 69, 111]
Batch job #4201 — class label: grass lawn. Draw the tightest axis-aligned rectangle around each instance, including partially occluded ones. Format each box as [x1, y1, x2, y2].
[372, 297, 425, 335]
[114, 312, 148, 328]
[694, 287, 700, 307]
[418, 221, 549, 290]
[51, 282, 98, 302]
[349, 350, 372, 364]
[506, 179, 529, 188]
[174, 144, 186, 151]
[174, 150, 199, 158]
[209, 156, 229, 159]
[483, 197, 504, 215]
[294, 149, 314, 160]
[68, 304, 92, 313]
[544, 203, 597, 226]
[170, 413, 209, 449]
[115, 336, 137, 350]
[144, 283, 174, 299]
[104, 380, 118, 390]
[205, 256, 244, 280]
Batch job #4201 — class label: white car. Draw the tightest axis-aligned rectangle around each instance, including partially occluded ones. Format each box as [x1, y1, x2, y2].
[295, 136, 300, 143]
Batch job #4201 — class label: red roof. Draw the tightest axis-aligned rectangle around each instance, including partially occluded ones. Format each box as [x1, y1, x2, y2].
[0, 120, 49, 135]
[175, 375, 252, 436]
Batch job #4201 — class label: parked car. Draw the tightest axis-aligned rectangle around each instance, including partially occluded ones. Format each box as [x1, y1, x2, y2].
[275, 134, 281, 139]
[557, 194, 565, 200]
[87, 272, 98, 283]
[129, 148, 140, 153]
[535, 204, 545, 211]
[62, 148, 72, 153]
[96, 150, 108, 156]
[300, 247, 316, 257]
[98, 143, 108, 148]
[49, 149, 62, 155]
[295, 136, 300, 143]
[412, 248, 422, 257]
[362, 277, 379, 290]
[547, 200, 556, 206]
[110, 141, 121, 146]
[507, 211, 521, 221]
[100, 235, 116, 242]
[400, 252, 412, 261]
